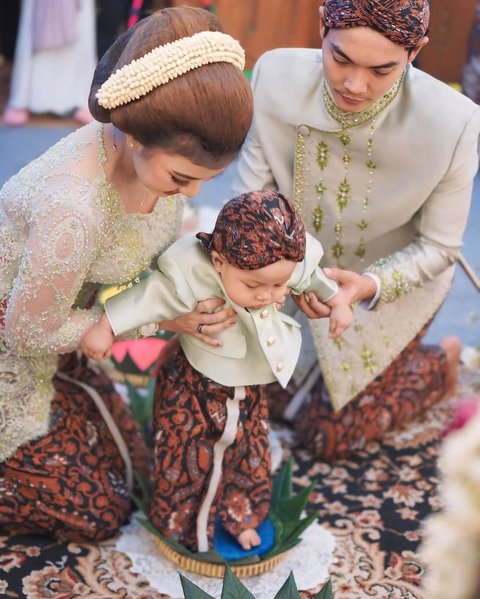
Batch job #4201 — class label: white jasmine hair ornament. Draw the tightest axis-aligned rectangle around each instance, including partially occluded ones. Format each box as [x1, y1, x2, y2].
[96, 31, 245, 110]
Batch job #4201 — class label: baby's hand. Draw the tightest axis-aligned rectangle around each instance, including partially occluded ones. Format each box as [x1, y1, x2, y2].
[81, 315, 114, 360]
[328, 304, 354, 339]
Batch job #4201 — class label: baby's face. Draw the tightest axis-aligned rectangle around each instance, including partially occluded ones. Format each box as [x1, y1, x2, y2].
[212, 254, 296, 309]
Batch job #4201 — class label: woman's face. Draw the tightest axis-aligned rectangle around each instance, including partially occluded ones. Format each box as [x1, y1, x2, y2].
[321, 23, 425, 113]
[129, 140, 227, 198]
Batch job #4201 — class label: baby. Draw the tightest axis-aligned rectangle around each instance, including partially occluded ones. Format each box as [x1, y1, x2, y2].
[81, 190, 352, 553]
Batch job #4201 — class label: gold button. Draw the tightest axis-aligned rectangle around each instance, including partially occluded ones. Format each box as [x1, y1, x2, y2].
[276, 362, 284, 372]
[267, 337, 276, 346]
[260, 309, 269, 319]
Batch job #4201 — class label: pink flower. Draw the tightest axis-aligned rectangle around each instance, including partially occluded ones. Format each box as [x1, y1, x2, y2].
[443, 397, 480, 437]
[111, 338, 167, 372]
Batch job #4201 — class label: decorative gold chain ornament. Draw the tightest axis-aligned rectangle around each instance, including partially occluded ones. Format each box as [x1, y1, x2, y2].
[96, 31, 246, 109]
[314, 75, 404, 265]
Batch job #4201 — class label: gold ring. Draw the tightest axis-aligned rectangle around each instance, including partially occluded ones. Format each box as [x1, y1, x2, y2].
[196, 324, 204, 334]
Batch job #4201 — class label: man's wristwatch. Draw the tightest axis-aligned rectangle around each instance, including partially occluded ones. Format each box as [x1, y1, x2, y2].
[135, 323, 159, 338]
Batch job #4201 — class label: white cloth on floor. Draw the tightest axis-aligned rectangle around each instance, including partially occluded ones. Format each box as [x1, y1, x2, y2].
[115, 515, 335, 599]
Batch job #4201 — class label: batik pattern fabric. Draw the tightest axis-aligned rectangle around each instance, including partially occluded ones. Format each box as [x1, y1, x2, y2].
[323, 0, 430, 47]
[150, 347, 271, 551]
[0, 353, 150, 542]
[270, 327, 448, 462]
[197, 189, 305, 269]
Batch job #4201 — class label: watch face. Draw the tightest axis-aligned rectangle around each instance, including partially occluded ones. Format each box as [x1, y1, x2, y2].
[138, 323, 158, 337]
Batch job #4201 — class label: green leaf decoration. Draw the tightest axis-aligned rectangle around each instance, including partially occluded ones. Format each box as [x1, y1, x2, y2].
[220, 565, 256, 599]
[273, 572, 301, 599]
[313, 579, 334, 599]
[271, 459, 293, 511]
[180, 573, 216, 599]
[126, 379, 154, 433]
[136, 517, 194, 557]
[134, 460, 321, 588]
[131, 492, 148, 516]
[277, 483, 313, 523]
[193, 550, 229, 565]
[133, 470, 153, 512]
[179, 571, 335, 599]
[111, 351, 143, 374]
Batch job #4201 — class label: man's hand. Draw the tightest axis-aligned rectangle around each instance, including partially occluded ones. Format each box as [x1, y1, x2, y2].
[292, 291, 332, 319]
[323, 268, 377, 304]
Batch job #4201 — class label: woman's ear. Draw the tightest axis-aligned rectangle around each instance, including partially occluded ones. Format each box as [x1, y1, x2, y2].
[211, 251, 225, 274]
[125, 133, 142, 152]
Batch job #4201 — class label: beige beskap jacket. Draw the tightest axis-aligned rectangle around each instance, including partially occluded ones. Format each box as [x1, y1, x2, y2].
[233, 49, 480, 409]
[105, 233, 337, 389]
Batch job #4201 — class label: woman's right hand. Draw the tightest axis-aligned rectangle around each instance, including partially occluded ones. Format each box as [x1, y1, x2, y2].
[161, 298, 237, 347]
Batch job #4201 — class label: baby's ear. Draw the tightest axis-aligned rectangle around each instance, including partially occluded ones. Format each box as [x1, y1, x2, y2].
[211, 251, 225, 273]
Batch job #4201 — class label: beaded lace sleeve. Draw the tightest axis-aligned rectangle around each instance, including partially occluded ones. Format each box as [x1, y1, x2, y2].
[4, 175, 104, 355]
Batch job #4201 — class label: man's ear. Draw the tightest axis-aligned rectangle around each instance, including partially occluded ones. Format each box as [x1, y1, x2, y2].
[408, 36, 429, 63]
[211, 251, 225, 274]
[319, 6, 327, 41]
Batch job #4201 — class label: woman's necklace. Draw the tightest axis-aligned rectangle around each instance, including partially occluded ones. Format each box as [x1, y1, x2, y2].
[313, 75, 404, 266]
[112, 126, 149, 211]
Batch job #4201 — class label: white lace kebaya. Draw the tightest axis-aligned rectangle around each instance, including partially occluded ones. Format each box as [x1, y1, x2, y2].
[96, 31, 246, 109]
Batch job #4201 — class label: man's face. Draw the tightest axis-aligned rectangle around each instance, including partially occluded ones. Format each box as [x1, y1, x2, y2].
[322, 25, 413, 113]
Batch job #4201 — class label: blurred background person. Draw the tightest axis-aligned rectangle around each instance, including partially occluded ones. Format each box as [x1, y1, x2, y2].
[2, 0, 96, 126]
[96, 0, 155, 60]
[463, 1, 480, 104]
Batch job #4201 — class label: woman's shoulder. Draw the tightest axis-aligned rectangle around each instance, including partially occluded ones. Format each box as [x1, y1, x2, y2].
[1, 122, 102, 193]
[0, 123, 110, 223]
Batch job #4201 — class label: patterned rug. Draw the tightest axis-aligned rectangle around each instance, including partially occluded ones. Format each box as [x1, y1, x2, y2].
[1, 366, 479, 599]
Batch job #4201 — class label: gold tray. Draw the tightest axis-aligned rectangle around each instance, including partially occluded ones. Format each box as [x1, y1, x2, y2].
[154, 536, 287, 578]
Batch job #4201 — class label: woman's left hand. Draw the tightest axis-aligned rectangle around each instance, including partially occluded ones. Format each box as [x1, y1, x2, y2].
[160, 297, 237, 347]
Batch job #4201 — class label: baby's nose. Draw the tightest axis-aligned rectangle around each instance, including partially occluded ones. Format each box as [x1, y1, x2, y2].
[256, 291, 272, 300]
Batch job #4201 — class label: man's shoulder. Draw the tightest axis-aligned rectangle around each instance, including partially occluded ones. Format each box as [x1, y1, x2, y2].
[251, 48, 324, 110]
[408, 66, 480, 123]
[255, 48, 322, 77]
[257, 47, 322, 66]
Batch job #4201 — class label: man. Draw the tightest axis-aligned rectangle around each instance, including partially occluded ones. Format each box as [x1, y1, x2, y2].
[233, 0, 480, 460]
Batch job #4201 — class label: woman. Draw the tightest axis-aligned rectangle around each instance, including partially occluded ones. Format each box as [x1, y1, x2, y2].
[233, 0, 480, 460]
[0, 6, 252, 541]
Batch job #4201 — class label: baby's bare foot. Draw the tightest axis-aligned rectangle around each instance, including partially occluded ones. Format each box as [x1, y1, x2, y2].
[237, 528, 261, 550]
